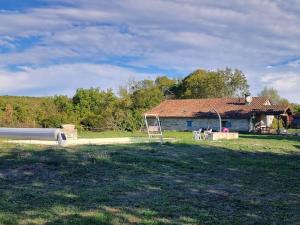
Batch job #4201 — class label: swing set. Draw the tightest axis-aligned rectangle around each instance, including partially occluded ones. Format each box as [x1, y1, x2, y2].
[144, 114, 163, 141]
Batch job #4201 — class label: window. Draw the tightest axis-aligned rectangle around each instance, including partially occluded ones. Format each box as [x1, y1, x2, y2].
[186, 120, 193, 128]
[222, 120, 231, 128]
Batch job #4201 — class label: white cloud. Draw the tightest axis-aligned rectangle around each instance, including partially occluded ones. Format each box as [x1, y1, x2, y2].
[0, 0, 299, 102]
[286, 59, 300, 68]
[0, 63, 156, 96]
[258, 68, 300, 102]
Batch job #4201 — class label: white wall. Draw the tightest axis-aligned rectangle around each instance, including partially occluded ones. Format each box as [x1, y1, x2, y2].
[259, 114, 274, 127]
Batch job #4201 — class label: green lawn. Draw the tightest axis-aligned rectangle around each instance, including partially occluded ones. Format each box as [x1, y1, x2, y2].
[78, 131, 148, 139]
[0, 132, 299, 225]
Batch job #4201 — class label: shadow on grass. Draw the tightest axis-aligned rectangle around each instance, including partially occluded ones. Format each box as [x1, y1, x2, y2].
[239, 133, 300, 142]
[0, 142, 299, 225]
[294, 145, 300, 150]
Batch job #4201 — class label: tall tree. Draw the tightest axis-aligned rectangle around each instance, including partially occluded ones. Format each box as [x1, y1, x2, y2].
[177, 68, 249, 99]
[217, 68, 249, 97]
[258, 87, 289, 104]
[131, 79, 164, 110]
[114, 87, 136, 131]
[54, 95, 77, 125]
[154, 76, 177, 98]
[73, 88, 118, 129]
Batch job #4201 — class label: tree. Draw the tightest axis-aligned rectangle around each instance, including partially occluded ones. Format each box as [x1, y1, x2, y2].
[177, 68, 249, 99]
[258, 87, 289, 104]
[73, 88, 118, 129]
[217, 68, 249, 97]
[154, 76, 177, 98]
[54, 95, 77, 125]
[131, 80, 164, 110]
[291, 103, 300, 114]
[37, 98, 62, 128]
[116, 79, 166, 130]
[114, 87, 137, 131]
[54, 95, 73, 114]
[14, 104, 33, 127]
[2, 104, 14, 126]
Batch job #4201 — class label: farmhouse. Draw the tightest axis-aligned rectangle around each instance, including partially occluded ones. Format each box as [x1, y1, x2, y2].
[146, 96, 292, 132]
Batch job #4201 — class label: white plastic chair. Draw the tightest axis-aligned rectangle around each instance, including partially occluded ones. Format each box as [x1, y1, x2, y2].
[204, 129, 212, 140]
[193, 128, 202, 140]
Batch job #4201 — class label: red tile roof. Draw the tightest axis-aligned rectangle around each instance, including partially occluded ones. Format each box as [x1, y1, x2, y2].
[146, 97, 290, 118]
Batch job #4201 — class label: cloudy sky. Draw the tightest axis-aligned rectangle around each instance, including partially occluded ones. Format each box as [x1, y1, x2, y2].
[0, 0, 299, 102]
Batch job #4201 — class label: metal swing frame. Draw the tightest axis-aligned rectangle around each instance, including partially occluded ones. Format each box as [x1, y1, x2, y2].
[208, 107, 222, 132]
[144, 114, 163, 141]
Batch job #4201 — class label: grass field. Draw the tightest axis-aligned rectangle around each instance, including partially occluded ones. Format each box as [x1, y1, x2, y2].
[0, 132, 299, 225]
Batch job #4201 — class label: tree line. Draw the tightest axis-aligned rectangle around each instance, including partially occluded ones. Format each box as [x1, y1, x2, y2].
[0, 68, 299, 130]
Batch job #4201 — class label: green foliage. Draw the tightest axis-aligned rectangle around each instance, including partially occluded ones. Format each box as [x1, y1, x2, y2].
[291, 103, 300, 114]
[131, 80, 164, 110]
[0, 96, 43, 127]
[3, 104, 14, 126]
[176, 68, 249, 99]
[271, 117, 284, 129]
[0, 90, 149, 131]
[118, 79, 169, 131]
[54, 95, 74, 114]
[0, 68, 279, 131]
[38, 98, 62, 128]
[72, 88, 117, 129]
[258, 86, 289, 104]
[217, 68, 250, 97]
[155, 76, 177, 98]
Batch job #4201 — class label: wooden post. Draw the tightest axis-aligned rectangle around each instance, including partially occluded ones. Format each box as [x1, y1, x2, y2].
[277, 115, 280, 134]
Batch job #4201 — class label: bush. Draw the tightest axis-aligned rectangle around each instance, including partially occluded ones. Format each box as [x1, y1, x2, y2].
[271, 117, 284, 129]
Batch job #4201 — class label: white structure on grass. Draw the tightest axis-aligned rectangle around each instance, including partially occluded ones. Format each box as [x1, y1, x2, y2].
[144, 114, 163, 141]
[0, 128, 67, 146]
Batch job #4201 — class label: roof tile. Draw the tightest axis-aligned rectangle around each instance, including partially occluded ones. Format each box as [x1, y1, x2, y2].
[146, 97, 290, 118]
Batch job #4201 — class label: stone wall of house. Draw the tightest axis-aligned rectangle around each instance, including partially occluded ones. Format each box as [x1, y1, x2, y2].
[227, 119, 250, 131]
[159, 117, 250, 132]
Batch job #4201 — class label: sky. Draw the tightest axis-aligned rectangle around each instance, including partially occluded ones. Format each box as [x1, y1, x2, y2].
[0, 0, 299, 102]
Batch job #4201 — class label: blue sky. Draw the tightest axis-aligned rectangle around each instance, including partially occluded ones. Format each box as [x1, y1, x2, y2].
[0, 0, 299, 102]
